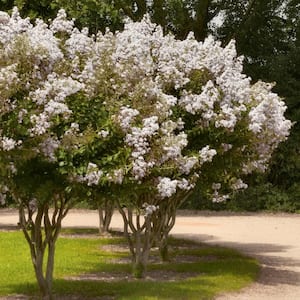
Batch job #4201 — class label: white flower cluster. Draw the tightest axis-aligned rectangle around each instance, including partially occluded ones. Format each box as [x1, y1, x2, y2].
[0, 8, 88, 163]
[249, 82, 291, 145]
[1, 136, 19, 151]
[39, 137, 60, 162]
[162, 132, 188, 160]
[199, 146, 217, 164]
[0, 8, 32, 44]
[30, 113, 51, 136]
[50, 9, 74, 34]
[0, 64, 19, 98]
[212, 192, 230, 203]
[142, 202, 159, 217]
[178, 156, 198, 175]
[84, 163, 103, 186]
[30, 74, 83, 105]
[64, 122, 80, 136]
[179, 80, 219, 116]
[117, 106, 140, 131]
[157, 177, 178, 198]
[107, 168, 125, 184]
[27, 19, 64, 66]
[125, 116, 159, 179]
[231, 178, 248, 191]
[211, 182, 229, 203]
[157, 177, 194, 199]
[98, 130, 109, 138]
[66, 27, 93, 58]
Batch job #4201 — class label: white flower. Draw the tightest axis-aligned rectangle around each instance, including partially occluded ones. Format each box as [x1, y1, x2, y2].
[179, 80, 220, 115]
[50, 9, 74, 34]
[107, 168, 124, 184]
[39, 137, 60, 162]
[117, 106, 140, 131]
[0, 11, 10, 25]
[1, 137, 17, 151]
[212, 192, 230, 203]
[177, 178, 194, 191]
[44, 100, 72, 117]
[179, 156, 198, 174]
[199, 146, 217, 164]
[30, 113, 51, 136]
[142, 202, 159, 217]
[66, 27, 93, 58]
[162, 132, 188, 160]
[212, 183, 221, 190]
[85, 162, 103, 186]
[98, 130, 109, 138]
[65, 122, 80, 136]
[231, 178, 248, 191]
[157, 177, 178, 198]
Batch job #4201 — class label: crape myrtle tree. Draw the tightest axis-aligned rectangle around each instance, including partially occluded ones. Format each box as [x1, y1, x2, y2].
[0, 8, 117, 299]
[57, 16, 291, 277]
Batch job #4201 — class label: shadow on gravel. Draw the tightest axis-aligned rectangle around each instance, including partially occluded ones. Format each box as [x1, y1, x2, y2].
[0, 224, 19, 231]
[175, 233, 300, 288]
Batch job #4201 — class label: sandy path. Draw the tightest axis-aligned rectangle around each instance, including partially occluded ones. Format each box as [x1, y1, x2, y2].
[0, 209, 300, 300]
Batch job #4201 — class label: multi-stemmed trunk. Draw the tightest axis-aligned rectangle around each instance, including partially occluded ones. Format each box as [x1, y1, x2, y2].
[156, 191, 192, 262]
[116, 191, 191, 278]
[18, 194, 70, 299]
[156, 200, 177, 262]
[98, 197, 114, 235]
[116, 202, 154, 278]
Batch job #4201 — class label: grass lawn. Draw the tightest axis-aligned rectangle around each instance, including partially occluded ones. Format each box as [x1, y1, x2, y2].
[0, 228, 259, 299]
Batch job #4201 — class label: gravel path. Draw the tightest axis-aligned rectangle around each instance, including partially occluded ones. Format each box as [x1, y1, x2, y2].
[1, 209, 300, 300]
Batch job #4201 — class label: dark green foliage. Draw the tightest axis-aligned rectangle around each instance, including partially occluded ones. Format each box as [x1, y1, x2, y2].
[0, 0, 14, 11]
[2, 0, 123, 34]
[14, 0, 57, 20]
[51, 0, 123, 34]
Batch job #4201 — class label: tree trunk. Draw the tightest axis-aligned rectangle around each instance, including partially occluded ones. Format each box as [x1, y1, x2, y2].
[159, 235, 170, 262]
[132, 251, 149, 279]
[98, 198, 114, 235]
[33, 250, 50, 299]
[18, 194, 69, 299]
[157, 191, 191, 262]
[116, 201, 153, 279]
[45, 241, 56, 297]
[194, 0, 210, 41]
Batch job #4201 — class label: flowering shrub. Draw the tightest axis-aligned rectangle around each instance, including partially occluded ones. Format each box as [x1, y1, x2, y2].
[0, 8, 291, 282]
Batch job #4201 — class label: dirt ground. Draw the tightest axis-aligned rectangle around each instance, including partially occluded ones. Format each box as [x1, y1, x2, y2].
[1, 209, 300, 300]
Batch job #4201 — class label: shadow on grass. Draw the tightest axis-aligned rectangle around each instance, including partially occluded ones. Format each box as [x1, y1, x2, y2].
[5, 256, 259, 300]
[0, 230, 259, 299]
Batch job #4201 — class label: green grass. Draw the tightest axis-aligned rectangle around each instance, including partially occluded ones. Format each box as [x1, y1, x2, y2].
[0, 229, 259, 299]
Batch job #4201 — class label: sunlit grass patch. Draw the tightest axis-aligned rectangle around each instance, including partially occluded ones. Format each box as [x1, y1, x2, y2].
[0, 229, 259, 299]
